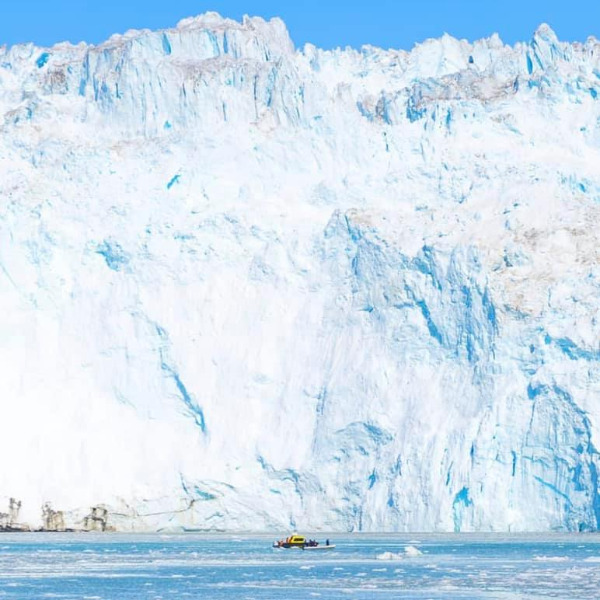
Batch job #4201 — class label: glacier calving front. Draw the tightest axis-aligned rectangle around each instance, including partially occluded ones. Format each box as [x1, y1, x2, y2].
[1, 14, 600, 531]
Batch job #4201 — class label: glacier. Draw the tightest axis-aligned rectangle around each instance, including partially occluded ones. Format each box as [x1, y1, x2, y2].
[1, 13, 600, 532]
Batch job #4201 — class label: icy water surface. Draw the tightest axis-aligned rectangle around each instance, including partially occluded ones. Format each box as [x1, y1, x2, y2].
[0, 533, 598, 599]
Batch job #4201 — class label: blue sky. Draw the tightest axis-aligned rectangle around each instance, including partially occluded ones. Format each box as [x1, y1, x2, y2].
[1, 0, 599, 50]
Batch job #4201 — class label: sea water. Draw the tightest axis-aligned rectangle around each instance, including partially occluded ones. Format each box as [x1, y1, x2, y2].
[0, 533, 598, 599]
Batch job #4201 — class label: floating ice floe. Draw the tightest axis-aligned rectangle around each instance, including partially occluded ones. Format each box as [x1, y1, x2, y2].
[377, 552, 403, 561]
[377, 546, 423, 560]
[403, 545, 423, 557]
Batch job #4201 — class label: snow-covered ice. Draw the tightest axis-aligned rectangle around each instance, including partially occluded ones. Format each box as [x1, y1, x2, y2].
[1, 13, 600, 531]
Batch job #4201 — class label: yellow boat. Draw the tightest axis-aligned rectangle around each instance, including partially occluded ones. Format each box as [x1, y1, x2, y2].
[273, 534, 307, 548]
[272, 534, 335, 550]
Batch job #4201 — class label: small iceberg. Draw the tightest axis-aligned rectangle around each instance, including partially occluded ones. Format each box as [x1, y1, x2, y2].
[404, 545, 423, 557]
[376, 546, 423, 560]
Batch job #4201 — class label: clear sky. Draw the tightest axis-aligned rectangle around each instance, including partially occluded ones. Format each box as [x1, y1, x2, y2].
[1, 0, 599, 50]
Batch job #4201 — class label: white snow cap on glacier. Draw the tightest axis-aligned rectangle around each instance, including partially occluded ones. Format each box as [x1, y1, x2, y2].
[1, 12, 600, 533]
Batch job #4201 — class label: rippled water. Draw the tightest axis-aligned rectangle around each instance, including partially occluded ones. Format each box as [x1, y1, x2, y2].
[0, 533, 598, 599]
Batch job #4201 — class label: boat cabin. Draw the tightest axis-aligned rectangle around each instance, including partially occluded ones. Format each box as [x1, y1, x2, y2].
[287, 535, 306, 546]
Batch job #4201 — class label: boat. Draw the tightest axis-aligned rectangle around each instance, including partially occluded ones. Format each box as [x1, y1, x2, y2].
[272, 534, 335, 550]
[273, 533, 307, 548]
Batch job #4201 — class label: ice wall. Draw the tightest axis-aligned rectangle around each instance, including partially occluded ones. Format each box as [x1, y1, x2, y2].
[1, 14, 600, 531]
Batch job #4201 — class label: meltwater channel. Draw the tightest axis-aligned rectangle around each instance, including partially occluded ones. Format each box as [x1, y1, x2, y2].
[0, 533, 598, 599]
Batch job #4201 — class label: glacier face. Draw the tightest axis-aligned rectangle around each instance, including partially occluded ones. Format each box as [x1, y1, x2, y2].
[1, 14, 600, 532]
